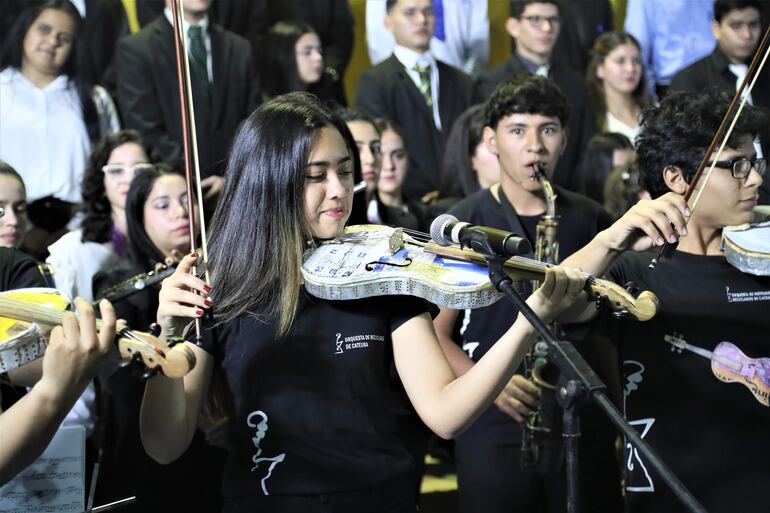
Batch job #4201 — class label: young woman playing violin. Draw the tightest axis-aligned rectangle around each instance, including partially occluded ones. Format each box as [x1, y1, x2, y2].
[143, 92, 586, 513]
[562, 90, 769, 513]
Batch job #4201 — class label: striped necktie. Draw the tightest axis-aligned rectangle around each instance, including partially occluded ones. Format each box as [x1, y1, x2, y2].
[413, 63, 433, 109]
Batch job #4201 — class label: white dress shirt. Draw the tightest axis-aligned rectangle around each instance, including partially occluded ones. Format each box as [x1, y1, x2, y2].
[0, 68, 91, 203]
[366, 0, 489, 76]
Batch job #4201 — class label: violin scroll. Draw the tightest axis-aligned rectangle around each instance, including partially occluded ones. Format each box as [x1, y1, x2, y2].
[116, 328, 196, 379]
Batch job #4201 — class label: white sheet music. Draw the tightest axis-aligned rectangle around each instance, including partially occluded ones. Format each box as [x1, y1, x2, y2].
[0, 426, 85, 512]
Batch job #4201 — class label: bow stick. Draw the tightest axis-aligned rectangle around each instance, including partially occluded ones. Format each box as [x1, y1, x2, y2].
[170, 0, 211, 339]
[651, 24, 770, 269]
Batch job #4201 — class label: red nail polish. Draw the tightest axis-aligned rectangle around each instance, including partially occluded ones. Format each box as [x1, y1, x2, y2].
[203, 285, 212, 293]
[190, 252, 198, 259]
[196, 309, 204, 316]
[204, 299, 212, 307]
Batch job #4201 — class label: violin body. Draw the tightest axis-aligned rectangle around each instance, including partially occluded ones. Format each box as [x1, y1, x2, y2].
[302, 225, 504, 309]
[0, 289, 67, 372]
[0, 288, 195, 378]
[665, 334, 770, 406]
[303, 225, 659, 321]
[711, 341, 770, 406]
[722, 221, 770, 276]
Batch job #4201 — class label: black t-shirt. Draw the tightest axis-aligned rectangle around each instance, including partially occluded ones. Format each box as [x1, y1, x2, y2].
[448, 187, 610, 444]
[197, 289, 432, 501]
[607, 250, 770, 513]
[0, 248, 46, 411]
[0, 248, 46, 292]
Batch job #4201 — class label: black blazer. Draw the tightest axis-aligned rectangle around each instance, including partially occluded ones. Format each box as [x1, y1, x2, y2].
[475, 55, 596, 192]
[115, 16, 258, 177]
[670, 46, 770, 110]
[353, 55, 474, 200]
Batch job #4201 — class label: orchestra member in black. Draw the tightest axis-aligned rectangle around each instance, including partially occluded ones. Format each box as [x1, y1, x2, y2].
[562, 89, 770, 513]
[0, 246, 115, 485]
[433, 75, 621, 513]
[141, 92, 587, 513]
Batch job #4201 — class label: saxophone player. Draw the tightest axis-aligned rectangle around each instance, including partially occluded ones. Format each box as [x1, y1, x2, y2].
[433, 74, 620, 513]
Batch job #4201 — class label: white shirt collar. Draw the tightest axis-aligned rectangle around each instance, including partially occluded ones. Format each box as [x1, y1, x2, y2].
[393, 45, 434, 71]
[1, 68, 70, 92]
[163, 7, 210, 34]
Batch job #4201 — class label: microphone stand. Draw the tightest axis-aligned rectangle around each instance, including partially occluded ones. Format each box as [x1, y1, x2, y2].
[467, 232, 707, 513]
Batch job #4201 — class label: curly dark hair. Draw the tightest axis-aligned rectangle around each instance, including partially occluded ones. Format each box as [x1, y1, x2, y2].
[485, 73, 569, 131]
[81, 130, 160, 243]
[636, 89, 768, 198]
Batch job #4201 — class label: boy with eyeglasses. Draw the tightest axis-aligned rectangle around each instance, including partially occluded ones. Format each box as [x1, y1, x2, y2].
[561, 89, 770, 513]
[475, 0, 595, 192]
[670, 0, 770, 203]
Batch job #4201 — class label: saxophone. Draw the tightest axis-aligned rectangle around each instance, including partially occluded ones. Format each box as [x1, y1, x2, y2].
[521, 164, 561, 468]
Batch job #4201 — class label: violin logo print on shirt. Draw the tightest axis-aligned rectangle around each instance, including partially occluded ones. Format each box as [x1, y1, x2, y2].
[333, 331, 386, 356]
[622, 360, 656, 493]
[246, 410, 286, 496]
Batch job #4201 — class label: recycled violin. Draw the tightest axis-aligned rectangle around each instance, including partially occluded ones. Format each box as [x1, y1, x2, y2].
[721, 220, 770, 276]
[0, 288, 195, 378]
[665, 333, 769, 406]
[302, 224, 659, 321]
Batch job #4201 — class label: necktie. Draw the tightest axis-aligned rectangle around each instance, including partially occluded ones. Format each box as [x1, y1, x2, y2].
[188, 26, 211, 102]
[413, 63, 433, 109]
[120, 0, 140, 34]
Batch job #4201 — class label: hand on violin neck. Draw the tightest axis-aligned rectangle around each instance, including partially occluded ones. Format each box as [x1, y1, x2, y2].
[35, 299, 115, 405]
[527, 265, 586, 324]
[157, 252, 212, 340]
[600, 192, 690, 253]
[494, 374, 540, 424]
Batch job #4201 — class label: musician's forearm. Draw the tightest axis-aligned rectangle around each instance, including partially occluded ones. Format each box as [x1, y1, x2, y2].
[562, 230, 622, 277]
[0, 380, 81, 486]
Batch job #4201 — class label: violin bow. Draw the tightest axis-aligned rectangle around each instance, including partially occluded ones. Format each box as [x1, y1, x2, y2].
[651, 23, 770, 268]
[170, 0, 211, 340]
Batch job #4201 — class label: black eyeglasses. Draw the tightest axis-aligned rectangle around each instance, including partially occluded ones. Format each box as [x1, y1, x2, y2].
[519, 15, 561, 28]
[706, 157, 766, 180]
[102, 163, 155, 178]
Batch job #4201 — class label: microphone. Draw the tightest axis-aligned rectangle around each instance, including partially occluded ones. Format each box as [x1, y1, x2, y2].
[430, 214, 532, 257]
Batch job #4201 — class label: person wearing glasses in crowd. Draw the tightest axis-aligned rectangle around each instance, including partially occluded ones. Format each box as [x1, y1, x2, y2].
[670, 0, 770, 204]
[474, 0, 595, 193]
[43, 131, 158, 465]
[561, 89, 769, 512]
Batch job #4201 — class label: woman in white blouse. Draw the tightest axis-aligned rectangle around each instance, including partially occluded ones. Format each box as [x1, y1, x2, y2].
[586, 31, 651, 143]
[0, 0, 119, 253]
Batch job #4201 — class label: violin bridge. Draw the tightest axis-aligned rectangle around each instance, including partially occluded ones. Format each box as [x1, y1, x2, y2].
[388, 228, 405, 256]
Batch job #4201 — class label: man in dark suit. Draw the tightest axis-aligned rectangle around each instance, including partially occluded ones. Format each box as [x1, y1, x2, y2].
[476, 0, 595, 192]
[115, 0, 258, 197]
[671, 0, 769, 203]
[354, 0, 474, 201]
[671, 0, 768, 107]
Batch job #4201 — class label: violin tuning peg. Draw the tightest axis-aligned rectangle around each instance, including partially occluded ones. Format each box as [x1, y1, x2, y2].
[624, 281, 640, 296]
[148, 323, 161, 337]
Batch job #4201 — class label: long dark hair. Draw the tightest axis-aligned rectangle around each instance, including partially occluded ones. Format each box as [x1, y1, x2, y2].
[260, 20, 319, 98]
[81, 130, 160, 244]
[0, 0, 100, 140]
[440, 104, 488, 198]
[124, 165, 185, 272]
[586, 31, 651, 132]
[209, 92, 357, 334]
